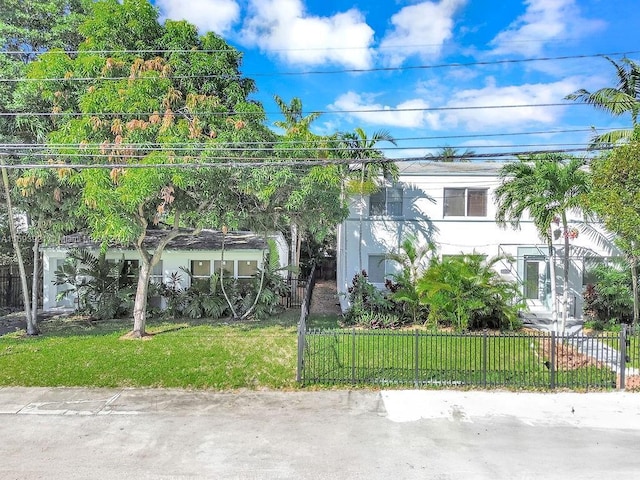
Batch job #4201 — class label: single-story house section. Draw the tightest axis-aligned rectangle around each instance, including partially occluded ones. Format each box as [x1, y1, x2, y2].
[42, 229, 288, 310]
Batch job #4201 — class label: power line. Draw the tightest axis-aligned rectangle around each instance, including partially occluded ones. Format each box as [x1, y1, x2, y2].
[0, 127, 618, 151]
[0, 101, 594, 118]
[1, 50, 637, 82]
[0, 147, 612, 170]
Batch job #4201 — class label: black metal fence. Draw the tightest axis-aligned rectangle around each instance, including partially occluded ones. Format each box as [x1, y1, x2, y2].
[279, 275, 311, 308]
[0, 266, 32, 309]
[299, 327, 640, 390]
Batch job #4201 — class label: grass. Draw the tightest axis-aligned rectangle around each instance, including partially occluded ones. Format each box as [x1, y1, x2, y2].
[1, 310, 633, 390]
[302, 329, 617, 390]
[0, 310, 301, 389]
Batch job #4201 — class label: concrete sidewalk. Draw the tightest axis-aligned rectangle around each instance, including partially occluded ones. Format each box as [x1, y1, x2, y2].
[1, 387, 640, 479]
[1, 387, 639, 426]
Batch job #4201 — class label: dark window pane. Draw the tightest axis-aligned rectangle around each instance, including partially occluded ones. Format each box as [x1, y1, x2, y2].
[444, 188, 465, 216]
[369, 190, 385, 216]
[367, 255, 386, 283]
[467, 189, 487, 216]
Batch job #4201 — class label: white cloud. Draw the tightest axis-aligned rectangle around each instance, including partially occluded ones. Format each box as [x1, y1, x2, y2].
[489, 0, 605, 56]
[156, 0, 240, 35]
[329, 91, 441, 129]
[441, 77, 581, 130]
[380, 0, 467, 66]
[240, 0, 374, 68]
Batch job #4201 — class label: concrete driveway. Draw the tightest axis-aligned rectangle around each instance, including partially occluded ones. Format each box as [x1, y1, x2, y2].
[1, 387, 639, 479]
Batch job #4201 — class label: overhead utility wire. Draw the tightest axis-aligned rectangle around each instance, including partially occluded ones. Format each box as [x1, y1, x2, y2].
[0, 142, 605, 155]
[1, 50, 638, 81]
[0, 147, 612, 170]
[0, 127, 618, 150]
[0, 101, 595, 117]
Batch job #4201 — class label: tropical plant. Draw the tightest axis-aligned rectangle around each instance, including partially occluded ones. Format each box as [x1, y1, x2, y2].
[494, 154, 591, 333]
[416, 254, 524, 331]
[565, 56, 640, 146]
[426, 146, 475, 162]
[588, 140, 640, 327]
[384, 236, 435, 323]
[343, 271, 393, 325]
[583, 262, 633, 326]
[53, 248, 134, 320]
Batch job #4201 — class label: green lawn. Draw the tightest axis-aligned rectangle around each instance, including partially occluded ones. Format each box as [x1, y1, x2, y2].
[302, 329, 617, 390]
[0, 312, 301, 389]
[0, 312, 631, 390]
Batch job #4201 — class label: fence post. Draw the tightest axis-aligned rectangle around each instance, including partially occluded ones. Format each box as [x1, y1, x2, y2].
[550, 331, 556, 390]
[619, 328, 627, 390]
[351, 328, 356, 384]
[296, 326, 305, 384]
[482, 329, 487, 387]
[414, 330, 419, 387]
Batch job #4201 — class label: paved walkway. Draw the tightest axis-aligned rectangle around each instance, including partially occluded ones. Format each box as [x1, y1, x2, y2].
[309, 279, 342, 316]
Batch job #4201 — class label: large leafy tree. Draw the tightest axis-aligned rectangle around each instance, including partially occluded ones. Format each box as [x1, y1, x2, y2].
[0, 0, 90, 334]
[20, 0, 273, 337]
[588, 139, 640, 327]
[494, 154, 590, 333]
[566, 56, 640, 146]
[265, 95, 346, 271]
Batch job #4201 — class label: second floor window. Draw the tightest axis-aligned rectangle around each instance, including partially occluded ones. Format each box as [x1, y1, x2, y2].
[369, 186, 403, 217]
[443, 188, 487, 217]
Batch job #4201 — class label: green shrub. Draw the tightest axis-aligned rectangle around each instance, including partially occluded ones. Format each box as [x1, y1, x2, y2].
[583, 263, 633, 325]
[343, 271, 393, 325]
[416, 254, 525, 331]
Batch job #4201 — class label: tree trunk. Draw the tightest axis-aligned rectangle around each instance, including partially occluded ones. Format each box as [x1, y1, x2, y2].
[547, 238, 558, 333]
[31, 234, 41, 328]
[131, 258, 151, 337]
[1, 162, 37, 335]
[560, 214, 570, 334]
[358, 165, 365, 272]
[631, 256, 639, 329]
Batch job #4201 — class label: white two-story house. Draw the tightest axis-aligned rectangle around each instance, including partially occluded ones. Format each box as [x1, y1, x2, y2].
[336, 161, 618, 321]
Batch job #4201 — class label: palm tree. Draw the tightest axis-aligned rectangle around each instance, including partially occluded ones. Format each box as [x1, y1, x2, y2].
[386, 235, 436, 324]
[272, 95, 323, 271]
[565, 56, 640, 146]
[339, 128, 398, 271]
[494, 154, 590, 333]
[426, 146, 475, 162]
[273, 95, 321, 136]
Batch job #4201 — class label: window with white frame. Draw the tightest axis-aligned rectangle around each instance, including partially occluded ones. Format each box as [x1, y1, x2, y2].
[150, 261, 163, 285]
[443, 188, 487, 217]
[213, 259, 233, 277]
[369, 186, 403, 217]
[238, 260, 258, 278]
[190, 260, 211, 288]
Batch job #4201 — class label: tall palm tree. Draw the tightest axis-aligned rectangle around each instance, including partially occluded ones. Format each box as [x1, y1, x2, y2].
[339, 128, 398, 271]
[494, 154, 590, 333]
[272, 95, 322, 271]
[426, 146, 475, 162]
[273, 95, 321, 136]
[565, 56, 640, 146]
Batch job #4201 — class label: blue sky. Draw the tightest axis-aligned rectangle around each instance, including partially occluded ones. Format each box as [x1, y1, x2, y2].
[152, 0, 640, 159]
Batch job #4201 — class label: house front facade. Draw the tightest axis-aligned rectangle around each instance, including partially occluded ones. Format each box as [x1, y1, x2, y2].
[336, 161, 618, 321]
[42, 229, 288, 310]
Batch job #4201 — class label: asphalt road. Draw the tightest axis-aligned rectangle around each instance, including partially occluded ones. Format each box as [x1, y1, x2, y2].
[1, 387, 639, 479]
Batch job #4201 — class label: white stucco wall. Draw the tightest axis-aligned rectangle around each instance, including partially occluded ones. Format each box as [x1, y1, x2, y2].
[42, 232, 288, 311]
[337, 162, 619, 318]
